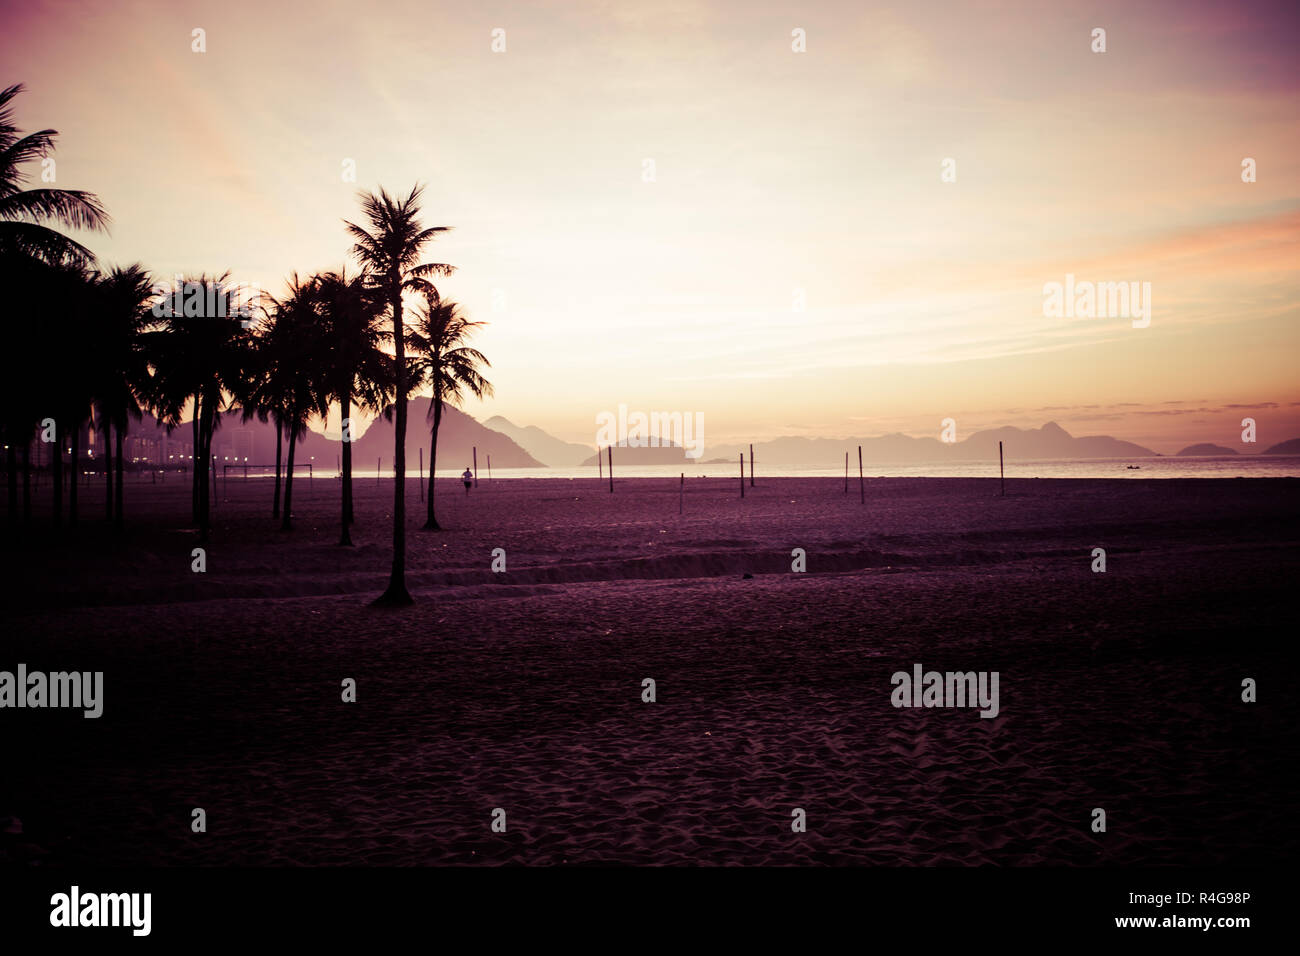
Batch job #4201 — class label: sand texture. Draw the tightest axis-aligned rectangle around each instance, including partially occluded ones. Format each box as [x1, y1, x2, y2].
[2, 475, 1295, 865]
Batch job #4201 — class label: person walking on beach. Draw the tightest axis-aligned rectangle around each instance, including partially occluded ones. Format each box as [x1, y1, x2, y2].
[462, 467, 473, 494]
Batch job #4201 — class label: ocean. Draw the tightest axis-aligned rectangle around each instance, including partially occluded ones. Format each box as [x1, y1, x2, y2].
[360, 455, 1300, 481]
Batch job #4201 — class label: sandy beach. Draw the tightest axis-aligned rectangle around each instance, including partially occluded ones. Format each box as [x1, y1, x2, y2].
[2, 475, 1296, 865]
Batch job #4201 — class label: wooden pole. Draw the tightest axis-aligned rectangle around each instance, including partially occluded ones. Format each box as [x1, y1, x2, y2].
[999, 440, 1005, 496]
[473, 446, 478, 487]
[377, 456, 380, 486]
[679, 472, 684, 514]
[608, 446, 613, 492]
[487, 454, 491, 481]
[739, 453, 745, 498]
[844, 451, 848, 494]
[598, 446, 602, 481]
[419, 447, 424, 502]
[858, 446, 864, 504]
[749, 443, 754, 487]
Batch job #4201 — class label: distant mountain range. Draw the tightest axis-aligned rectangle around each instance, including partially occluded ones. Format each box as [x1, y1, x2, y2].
[127, 399, 543, 471]
[561, 421, 1159, 466]
[119, 409, 1300, 471]
[725, 422, 1164, 465]
[484, 416, 593, 467]
[1262, 438, 1300, 455]
[1174, 439, 1300, 456]
[500, 419, 1300, 467]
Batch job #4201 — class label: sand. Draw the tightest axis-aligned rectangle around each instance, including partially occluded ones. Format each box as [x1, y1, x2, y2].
[1, 474, 1296, 865]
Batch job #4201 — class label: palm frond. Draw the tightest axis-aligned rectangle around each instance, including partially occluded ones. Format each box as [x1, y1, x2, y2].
[0, 220, 97, 265]
[409, 261, 456, 279]
[0, 131, 58, 191]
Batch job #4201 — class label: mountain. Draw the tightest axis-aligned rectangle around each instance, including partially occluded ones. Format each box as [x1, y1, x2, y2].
[580, 443, 700, 466]
[484, 416, 593, 467]
[119, 416, 1171, 471]
[705, 422, 1156, 466]
[711, 432, 947, 466]
[322, 399, 543, 471]
[954, 422, 1155, 461]
[122, 399, 542, 471]
[1262, 438, 1300, 455]
[1176, 443, 1238, 457]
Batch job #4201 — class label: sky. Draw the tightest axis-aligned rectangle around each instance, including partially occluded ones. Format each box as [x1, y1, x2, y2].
[3, 0, 1298, 454]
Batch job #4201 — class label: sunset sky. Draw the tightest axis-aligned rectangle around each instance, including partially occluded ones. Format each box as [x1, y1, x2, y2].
[3, 0, 1297, 454]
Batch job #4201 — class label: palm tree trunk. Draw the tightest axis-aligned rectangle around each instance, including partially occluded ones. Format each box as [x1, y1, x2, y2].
[104, 418, 113, 521]
[196, 414, 206, 538]
[69, 419, 80, 527]
[191, 400, 201, 524]
[51, 422, 63, 528]
[342, 394, 354, 525]
[21, 439, 31, 524]
[339, 393, 352, 545]
[375, 285, 412, 605]
[114, 423, 125, 528]
[198, 388, 215, 542]
[424, 398, 442, 530]
[272, 415, 283, 519]
[6, 434, 16, 528]
[281, 415, 297, 531]
[196, 418, 207, 539]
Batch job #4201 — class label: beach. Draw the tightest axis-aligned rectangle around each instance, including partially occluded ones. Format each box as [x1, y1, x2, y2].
[2, 475, 1296, 865]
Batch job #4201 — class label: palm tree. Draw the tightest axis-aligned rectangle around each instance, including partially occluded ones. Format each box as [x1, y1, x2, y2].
[139, 274, 253, 542]
[1, 252, 49, 528]
[238, 318, 289, 520]
[408, 291, 492, 531]
[0, 83, 109, 266]
[46, 262, 97, 528]
[316, 267, 391, 545]
[90, 264, 153, 528]
[261, 274, 325, 532]
[0, 81, 109, 530]
[345, 185, 454, 605]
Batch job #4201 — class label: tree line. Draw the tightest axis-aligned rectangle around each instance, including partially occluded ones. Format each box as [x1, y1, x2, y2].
[0, 83, 492, 605]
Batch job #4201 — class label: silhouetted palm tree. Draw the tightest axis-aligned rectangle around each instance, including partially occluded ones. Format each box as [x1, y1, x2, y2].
[316, 267, 391, 545]
[345, 185, 454, 605]
[261, 274, 325, 532]
[0, 83, 109, 266]
[408, 291, 492, 531]
[239, 302, 293, 521]
[139, 274, 253, 542]
[48, 262, 97, 528]
[0, 257, 87, 529]
[0, 83, 111, 529]
[90, 264, 153, 528]
[0, 252, 50, 527]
